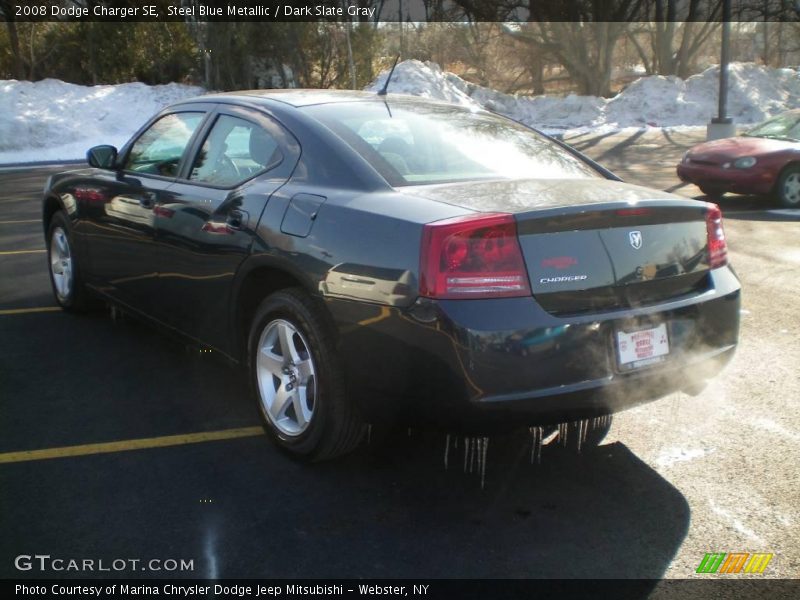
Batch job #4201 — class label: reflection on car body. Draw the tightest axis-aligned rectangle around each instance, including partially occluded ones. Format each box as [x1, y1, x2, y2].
[319, 263, 414, 305]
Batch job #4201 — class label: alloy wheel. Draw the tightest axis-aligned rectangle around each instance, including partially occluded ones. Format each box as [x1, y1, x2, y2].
[50, 227, 73, 302]
[782, 172, 800, 206]
[255, 319, 317, 436]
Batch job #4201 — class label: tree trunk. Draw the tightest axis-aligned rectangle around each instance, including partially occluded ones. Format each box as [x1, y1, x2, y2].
[676, 22, 695, 79]
[530, 55, 544, 95]
[5, 19, 25, 80]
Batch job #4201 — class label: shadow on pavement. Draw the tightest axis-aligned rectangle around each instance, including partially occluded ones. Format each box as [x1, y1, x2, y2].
[593, 129, 648, 163]
[565, 130, 622, 153]
[2, 311, 690, 582]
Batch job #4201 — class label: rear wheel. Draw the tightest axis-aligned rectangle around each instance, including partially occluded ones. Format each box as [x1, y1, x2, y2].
[775, 165, 800, 208]
[248, 288, 363, 461]
[46, 211, 94, 312]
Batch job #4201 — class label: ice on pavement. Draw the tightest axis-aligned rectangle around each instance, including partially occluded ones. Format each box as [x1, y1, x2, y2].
[1, 60, 798, 164]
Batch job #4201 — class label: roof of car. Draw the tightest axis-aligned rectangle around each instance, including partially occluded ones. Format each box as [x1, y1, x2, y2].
[179, 89, 452, 109]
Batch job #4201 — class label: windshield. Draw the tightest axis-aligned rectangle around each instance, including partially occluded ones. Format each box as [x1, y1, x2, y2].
[745, 112, 800, 141]
[304, 100, 601, 186]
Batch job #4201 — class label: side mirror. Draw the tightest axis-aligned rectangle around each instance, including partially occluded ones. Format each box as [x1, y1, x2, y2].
[87, 145, 118, 169]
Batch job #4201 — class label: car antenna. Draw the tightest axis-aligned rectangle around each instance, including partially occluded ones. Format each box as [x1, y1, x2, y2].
[377, 55, 400, 96]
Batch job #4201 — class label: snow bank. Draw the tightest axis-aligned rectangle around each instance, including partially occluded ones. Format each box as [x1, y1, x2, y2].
[0, 79, 202, 164]
[367, 60, 800, 134]
[1, 61, 797, 165]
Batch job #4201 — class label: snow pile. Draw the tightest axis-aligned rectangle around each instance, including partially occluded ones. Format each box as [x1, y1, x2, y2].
[0, 79, 203, 164]
[606, 62, 800, 127]
[1, 61, 797, 165]
[367, 60, 800, 134]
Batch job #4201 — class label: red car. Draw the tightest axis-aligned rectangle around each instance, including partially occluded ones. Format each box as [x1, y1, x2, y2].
[677, 109, 800, 207]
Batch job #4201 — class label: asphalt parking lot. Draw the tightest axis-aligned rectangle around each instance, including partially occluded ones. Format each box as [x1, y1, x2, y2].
[1, 130, 798, 581]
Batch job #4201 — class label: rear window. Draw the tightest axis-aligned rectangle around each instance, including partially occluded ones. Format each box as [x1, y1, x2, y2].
[303, 101, 600, 186]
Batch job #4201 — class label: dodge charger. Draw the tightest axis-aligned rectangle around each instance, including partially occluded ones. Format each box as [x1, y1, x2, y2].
[42, 91, 741, 460]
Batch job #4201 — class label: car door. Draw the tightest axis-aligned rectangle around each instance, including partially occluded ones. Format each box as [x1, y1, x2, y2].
[154, 105, 301, 353]
[84, 109, 208, 316]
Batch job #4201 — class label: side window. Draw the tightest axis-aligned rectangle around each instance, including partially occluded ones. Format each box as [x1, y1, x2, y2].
[189, 115, 284, 187]
[124, 112, 204, 177]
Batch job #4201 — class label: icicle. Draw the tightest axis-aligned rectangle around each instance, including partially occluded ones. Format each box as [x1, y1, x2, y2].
[529, 427, 536, 464]
[559, 422, 569, 447]
[444, 434, 451, 469]
[463, 437, 470, 473]
[469, 437, 476, 473]
[529, 426, 543, 465]
[366, 424, 372, 445]
[536, 426, 543, 464]
[469, 437, 475, 473]
[480, 437, 489, 489]
[407, 428, 412, 437]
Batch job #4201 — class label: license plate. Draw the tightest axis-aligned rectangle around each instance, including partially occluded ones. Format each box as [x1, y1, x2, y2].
[616, 323, 670, 368]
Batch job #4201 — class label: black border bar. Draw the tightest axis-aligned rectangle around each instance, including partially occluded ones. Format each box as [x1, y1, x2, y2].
[3, 0, 799, 23]
[5, 579, 800, 600]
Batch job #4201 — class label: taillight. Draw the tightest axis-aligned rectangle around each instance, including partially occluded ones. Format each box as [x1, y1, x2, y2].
[419, 213, 531, 299]
[705, 204, 728, 268]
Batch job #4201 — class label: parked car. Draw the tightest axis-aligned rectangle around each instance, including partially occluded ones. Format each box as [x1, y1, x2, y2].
[677, 109, 800, 207]
[42, 91, 741, 461]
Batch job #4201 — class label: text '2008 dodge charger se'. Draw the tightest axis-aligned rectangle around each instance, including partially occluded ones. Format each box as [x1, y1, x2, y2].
[42, 91, 740, 460]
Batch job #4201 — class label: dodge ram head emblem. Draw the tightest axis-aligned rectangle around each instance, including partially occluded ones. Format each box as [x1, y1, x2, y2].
[629, 230, 643, 250]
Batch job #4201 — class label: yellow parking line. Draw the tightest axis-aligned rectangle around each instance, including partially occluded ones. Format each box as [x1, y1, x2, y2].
[0, 249, 45, 255]
[0, 426, 265, 464]
[0, 219, 39, 224]
[0, 307, 61, 316]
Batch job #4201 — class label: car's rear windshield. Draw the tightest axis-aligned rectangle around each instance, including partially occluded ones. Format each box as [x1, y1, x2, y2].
[303, 100, 601, 186]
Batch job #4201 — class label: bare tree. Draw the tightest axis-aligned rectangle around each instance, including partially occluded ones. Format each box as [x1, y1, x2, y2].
[482, 1, 646, 97]
[628, 1, 722, 78]
[0, 0, 26, 79]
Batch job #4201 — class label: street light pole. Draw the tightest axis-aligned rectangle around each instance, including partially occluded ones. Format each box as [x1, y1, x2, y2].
[707, 0, 735, 140]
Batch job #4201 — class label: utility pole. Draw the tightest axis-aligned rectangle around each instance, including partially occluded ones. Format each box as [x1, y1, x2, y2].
[399, 0, 404, 59]
[707, 0, 735, 140]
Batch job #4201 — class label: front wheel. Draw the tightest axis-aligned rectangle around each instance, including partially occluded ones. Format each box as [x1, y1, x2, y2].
[248, 288, 363, 461]
[699, 185, 725, 201]
[775, 165, 800, 208]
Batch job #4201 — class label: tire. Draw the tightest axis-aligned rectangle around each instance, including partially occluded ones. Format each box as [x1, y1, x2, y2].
[699, 185, 725, 200]
[46, 211, 95, 312]
[248, 288, 363, 461]
[775, 165, 800, 208]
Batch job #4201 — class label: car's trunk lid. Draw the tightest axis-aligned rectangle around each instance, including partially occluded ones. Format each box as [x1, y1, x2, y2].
[412, 178, 714, 315]
[517, 204, 711, 315]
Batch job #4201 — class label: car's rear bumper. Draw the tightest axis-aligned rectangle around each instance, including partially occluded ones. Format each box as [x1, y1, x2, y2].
[328, 266, 741, 431]
[677, 162, 775, 195]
